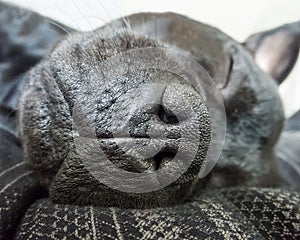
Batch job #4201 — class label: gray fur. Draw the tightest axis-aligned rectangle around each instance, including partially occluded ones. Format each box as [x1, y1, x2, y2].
[19, 13, 298, 209]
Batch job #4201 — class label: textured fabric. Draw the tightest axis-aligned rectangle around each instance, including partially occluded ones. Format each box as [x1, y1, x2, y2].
[1, 160, 300, 239]
[12, 187, 300, 240]
[0, 164, 45, 240]
[0, 1, 69, 111]
[0, 2, 67, 239]
[285, 110, 300, 132]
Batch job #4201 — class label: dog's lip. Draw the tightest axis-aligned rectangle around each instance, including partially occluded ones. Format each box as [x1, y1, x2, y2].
[99, 137, 197, 184]
[76, 136, 198, 184]
[96, 137, 176, 139]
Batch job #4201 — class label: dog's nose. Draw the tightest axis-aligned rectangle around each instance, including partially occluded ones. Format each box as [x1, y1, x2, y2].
[127, 83, 211, 171]
[128, 83, 206, 137]
[92, 82, 210, 175]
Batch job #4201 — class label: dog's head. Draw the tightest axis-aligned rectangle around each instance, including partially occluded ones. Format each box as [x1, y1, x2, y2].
[18, 13, 298, 208]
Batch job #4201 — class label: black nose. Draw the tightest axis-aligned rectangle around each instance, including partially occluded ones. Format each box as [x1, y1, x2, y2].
[126, 83, 210, 171]
[128, 83, 184, 140]
[93, 83, 210, 175]
[158, 104, 179, 124]
[128, 103, 180, 138]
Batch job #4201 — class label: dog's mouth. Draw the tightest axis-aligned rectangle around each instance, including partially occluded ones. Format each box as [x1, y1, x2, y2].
[33, 63, 214, 208]
[51, 133, 204, 209]
[77, 136, 199, 185]
[152, 150, 177, 171]
[71, 81, 212, 197]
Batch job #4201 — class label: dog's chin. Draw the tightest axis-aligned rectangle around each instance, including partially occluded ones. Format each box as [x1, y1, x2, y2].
[49, 170, 198, 209]
[48, 146, 202, 209]
[102, 182, 197, 209]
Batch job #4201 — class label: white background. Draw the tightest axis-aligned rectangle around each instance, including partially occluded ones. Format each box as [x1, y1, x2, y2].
[5, 0, 300, 117]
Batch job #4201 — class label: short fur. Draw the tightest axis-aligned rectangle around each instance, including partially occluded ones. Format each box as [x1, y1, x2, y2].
[19, 13, 297, 209]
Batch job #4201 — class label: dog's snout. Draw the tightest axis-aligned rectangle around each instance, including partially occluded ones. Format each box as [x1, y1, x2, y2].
[157, 105, 179, 125]
[94, 82, 210, 174]
[128, 83, 198, 139]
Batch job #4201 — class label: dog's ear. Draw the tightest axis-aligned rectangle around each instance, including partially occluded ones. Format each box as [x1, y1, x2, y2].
[244, 22, 300, 84]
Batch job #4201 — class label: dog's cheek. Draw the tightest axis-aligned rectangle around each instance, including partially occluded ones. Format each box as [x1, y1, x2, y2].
[18, 62, 73, 185]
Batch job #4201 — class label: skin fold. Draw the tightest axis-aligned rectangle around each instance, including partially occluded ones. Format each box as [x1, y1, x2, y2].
[17, 12, 300, 209]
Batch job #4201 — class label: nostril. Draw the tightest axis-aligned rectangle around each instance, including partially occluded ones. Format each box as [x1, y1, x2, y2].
[153, 150, 177, 170]
[96, 129, 114, 139]
[157, 105, 179, 125]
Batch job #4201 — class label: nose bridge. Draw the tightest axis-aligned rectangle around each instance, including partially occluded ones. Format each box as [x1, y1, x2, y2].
[137, 83, 167, 109]
[127, 83, 169, 139]
[118, 82, 211, 173]
[129, 83, 194, 139]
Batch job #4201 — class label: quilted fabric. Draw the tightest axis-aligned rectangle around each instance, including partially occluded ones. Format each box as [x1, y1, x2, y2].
[0, 166, 298, 240]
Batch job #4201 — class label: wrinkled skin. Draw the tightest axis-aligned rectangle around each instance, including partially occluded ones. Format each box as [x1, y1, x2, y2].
[18, 13, 299, 209]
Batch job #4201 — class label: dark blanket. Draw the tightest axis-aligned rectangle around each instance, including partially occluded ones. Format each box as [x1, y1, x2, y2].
[0, 2, 300, 239]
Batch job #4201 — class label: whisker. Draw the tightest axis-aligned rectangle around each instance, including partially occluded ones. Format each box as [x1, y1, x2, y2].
[141, 16, 148, 38]
[155, 18, 158, 41]
[52, 2, 83, 32]
[92, 0, 123, 49]
[95, 0, 114, 22]
[83, 0, 109, 28]
[72, 0, 95, 31]
[46, 19, 72, 35]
